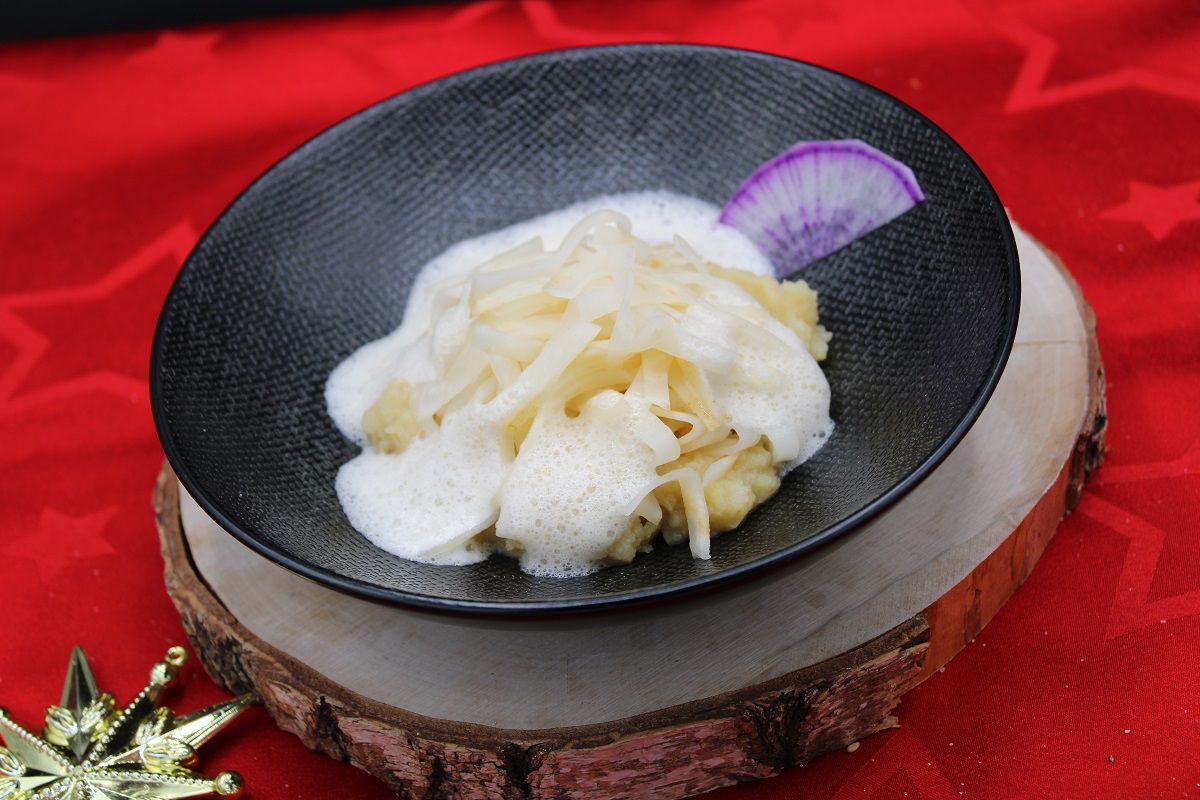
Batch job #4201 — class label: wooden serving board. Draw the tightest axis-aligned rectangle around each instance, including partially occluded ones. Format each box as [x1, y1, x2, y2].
[154, 223, 1105, 799]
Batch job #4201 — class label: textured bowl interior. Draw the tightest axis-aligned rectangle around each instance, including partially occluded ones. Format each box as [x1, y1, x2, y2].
[152, 45, 1018, 614]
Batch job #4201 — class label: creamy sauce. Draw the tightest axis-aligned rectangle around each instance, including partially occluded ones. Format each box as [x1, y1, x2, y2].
[497, 390, 671, 575]
[326, 191, 831, 576]
[334, 396, 511, 565]
[689, 283, 833, 467]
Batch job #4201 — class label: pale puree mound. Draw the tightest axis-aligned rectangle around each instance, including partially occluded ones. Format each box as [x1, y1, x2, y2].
[326, 192, 833, 577]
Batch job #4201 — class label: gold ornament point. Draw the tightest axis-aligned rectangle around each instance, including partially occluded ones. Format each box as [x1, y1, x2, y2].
[0, 747, 25, 777]
[0, 646, 255, 800]
[165, 647, 189, 669]
[213, 771, 243, 797]
[149, 662, 179, 689]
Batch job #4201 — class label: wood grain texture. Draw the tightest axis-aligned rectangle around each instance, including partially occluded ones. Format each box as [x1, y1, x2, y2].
[154, 229, 1105, 798]
[158, 467, 928, 798]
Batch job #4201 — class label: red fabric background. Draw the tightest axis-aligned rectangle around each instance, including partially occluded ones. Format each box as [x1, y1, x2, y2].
[2, 2, 1198, 798]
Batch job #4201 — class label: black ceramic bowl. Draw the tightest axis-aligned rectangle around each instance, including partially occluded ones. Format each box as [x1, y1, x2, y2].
[151, 44, 1018, 615]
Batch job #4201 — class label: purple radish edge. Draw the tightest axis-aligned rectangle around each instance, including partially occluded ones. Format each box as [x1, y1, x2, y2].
[718, 139, 926, 224]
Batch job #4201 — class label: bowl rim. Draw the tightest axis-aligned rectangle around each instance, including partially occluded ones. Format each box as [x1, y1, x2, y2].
[150, 42, 1020, 617]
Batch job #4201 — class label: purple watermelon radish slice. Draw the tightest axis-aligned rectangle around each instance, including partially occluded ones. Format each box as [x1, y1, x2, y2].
[719, 139, 925, 277]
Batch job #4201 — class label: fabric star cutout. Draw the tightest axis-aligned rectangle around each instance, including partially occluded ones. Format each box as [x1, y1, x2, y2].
[1099, 180, 1200, 241]
[0, 506, 118, 584]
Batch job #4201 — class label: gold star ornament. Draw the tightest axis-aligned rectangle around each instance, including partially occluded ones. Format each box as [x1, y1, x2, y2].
[0, 646, 254, 799]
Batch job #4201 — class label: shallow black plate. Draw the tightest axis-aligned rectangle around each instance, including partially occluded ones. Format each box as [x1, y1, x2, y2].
[151, 44, 1018, 615]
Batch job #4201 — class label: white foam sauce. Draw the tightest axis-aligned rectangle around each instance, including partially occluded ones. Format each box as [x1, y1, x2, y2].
[684, 282, 834, 467]
[326, 191, 832, 576]
[496, 390, 665, 574]
[334, 395, 511, 565]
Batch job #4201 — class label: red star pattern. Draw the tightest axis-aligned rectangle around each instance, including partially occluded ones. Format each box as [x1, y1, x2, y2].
[0, 506, 118, 584]
[968, 4, 1200, 113]
[1093, 435, 1200, 487]
[1098, 180, 1200, 241]
[1, 3, 1197, 798]
[1078, 494, 1200, 639]
[830, 729, 959, 800]
[0, 222, 194, 415]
